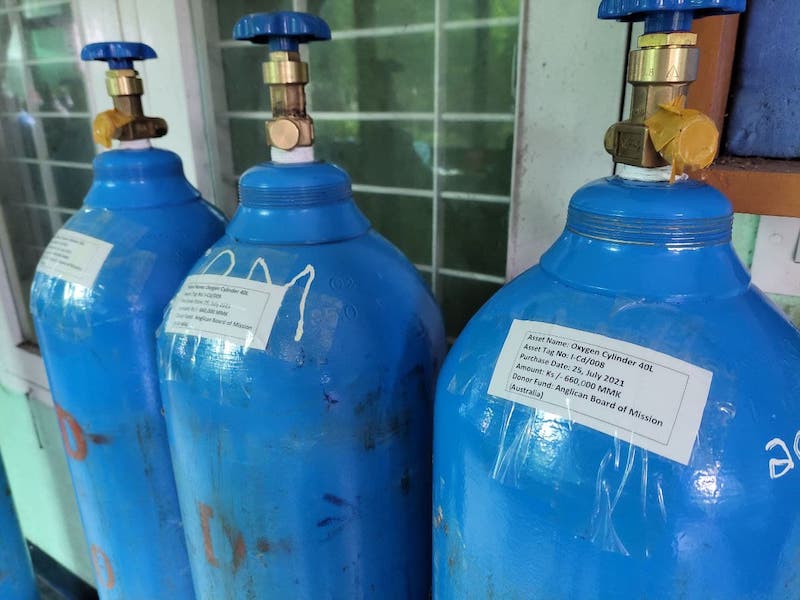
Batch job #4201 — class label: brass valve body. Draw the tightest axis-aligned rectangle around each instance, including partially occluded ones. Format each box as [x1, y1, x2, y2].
[105, 69, 143, 96]
[605, 32, 700, 168]
[96, 69, 167, 147]
[263, 50, 314, 151]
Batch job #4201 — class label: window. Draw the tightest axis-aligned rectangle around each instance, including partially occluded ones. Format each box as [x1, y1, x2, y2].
[200, 0, 521, 338]
[0, 0, 93, 342]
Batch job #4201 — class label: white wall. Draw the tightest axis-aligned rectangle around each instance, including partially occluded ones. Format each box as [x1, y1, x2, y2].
[507, 2, 629, 277]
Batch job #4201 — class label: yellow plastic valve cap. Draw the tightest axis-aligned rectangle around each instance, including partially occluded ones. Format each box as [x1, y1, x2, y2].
[645, 96, 720, 183]
[92, 109, 135, 148]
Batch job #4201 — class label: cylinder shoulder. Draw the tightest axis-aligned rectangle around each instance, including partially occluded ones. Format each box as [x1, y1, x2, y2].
[186, 230, 436, 307]
[31, 199, 225, 321]
[158, 231, 445, 382]
[442, 265, 800, 403]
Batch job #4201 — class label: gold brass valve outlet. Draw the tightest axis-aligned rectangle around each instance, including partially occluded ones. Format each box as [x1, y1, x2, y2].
[93, 69, 167, 147]
[605, 31, 714, 170]
[263, 50, 314, 151]
[645, 96, 719, 180]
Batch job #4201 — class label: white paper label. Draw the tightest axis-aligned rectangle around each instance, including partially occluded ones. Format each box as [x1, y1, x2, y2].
[36, 230, 113, 288]
[164, 274, 286, 350]
[488, 320, 713, 464]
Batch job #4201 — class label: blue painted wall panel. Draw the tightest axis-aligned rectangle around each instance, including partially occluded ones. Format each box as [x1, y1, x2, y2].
[725, 2, 800, 158]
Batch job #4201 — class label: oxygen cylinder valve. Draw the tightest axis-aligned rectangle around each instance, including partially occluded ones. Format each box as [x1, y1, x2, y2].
[233, 12, 331, 153]
[81, 42, 168, 148]
[598, 0, 744, 178]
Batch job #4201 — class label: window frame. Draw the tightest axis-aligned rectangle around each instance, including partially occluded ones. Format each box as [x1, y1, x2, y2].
[0, 0, 211, 402]
[0, 0, 97, 342]
[0, 0, 97, 404]
[0, 0, 533, 393]
[194, 0, 520, 307]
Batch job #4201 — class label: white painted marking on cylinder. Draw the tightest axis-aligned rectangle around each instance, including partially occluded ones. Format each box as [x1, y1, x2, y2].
[247, 257, 273, 284]
[202, 249, 236, 276]
[766, 437, 795, 479]
[284, 264, 316, 342]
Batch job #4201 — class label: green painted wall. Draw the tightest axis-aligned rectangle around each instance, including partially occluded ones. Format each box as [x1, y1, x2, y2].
[0, 385, 94, 584]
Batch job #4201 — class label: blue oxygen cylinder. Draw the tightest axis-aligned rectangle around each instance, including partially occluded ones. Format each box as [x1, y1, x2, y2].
[0, 456, 37, 600]
[157, 12, 445, 599]
[30, 43, 226, 599]
[433, 2, 800, 598]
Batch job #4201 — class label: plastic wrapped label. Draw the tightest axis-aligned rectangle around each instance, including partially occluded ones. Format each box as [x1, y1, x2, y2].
[488, 320, 713, 464]
[164, 274, 286, 350]
[36, 229, 113, 288]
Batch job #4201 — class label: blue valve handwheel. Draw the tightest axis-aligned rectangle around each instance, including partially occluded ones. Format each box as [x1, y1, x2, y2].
[598, 0, 745, 32]
[233, 11, 331, 51]
[81, 42, 157, 70]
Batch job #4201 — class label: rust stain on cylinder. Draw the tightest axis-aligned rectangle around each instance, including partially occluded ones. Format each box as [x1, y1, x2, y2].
[88, 433, 111, 445]
[55, 404, 88, 461]
[198, 502, 219, 567]
[223, 522, 246, 572]
[90, 544, 115, 589]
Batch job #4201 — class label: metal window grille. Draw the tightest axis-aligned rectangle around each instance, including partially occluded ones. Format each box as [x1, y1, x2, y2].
[200, 0, 520, 337]
[0, 0, 92, 341]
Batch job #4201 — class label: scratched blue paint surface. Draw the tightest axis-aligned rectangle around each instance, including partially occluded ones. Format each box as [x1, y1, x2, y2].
[726, 1, 800, 158]
[433, 177, 800, 599]
[30, 148, 226, 599]
[157, 161, 446, 599]
[0, 457, 37, 600]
